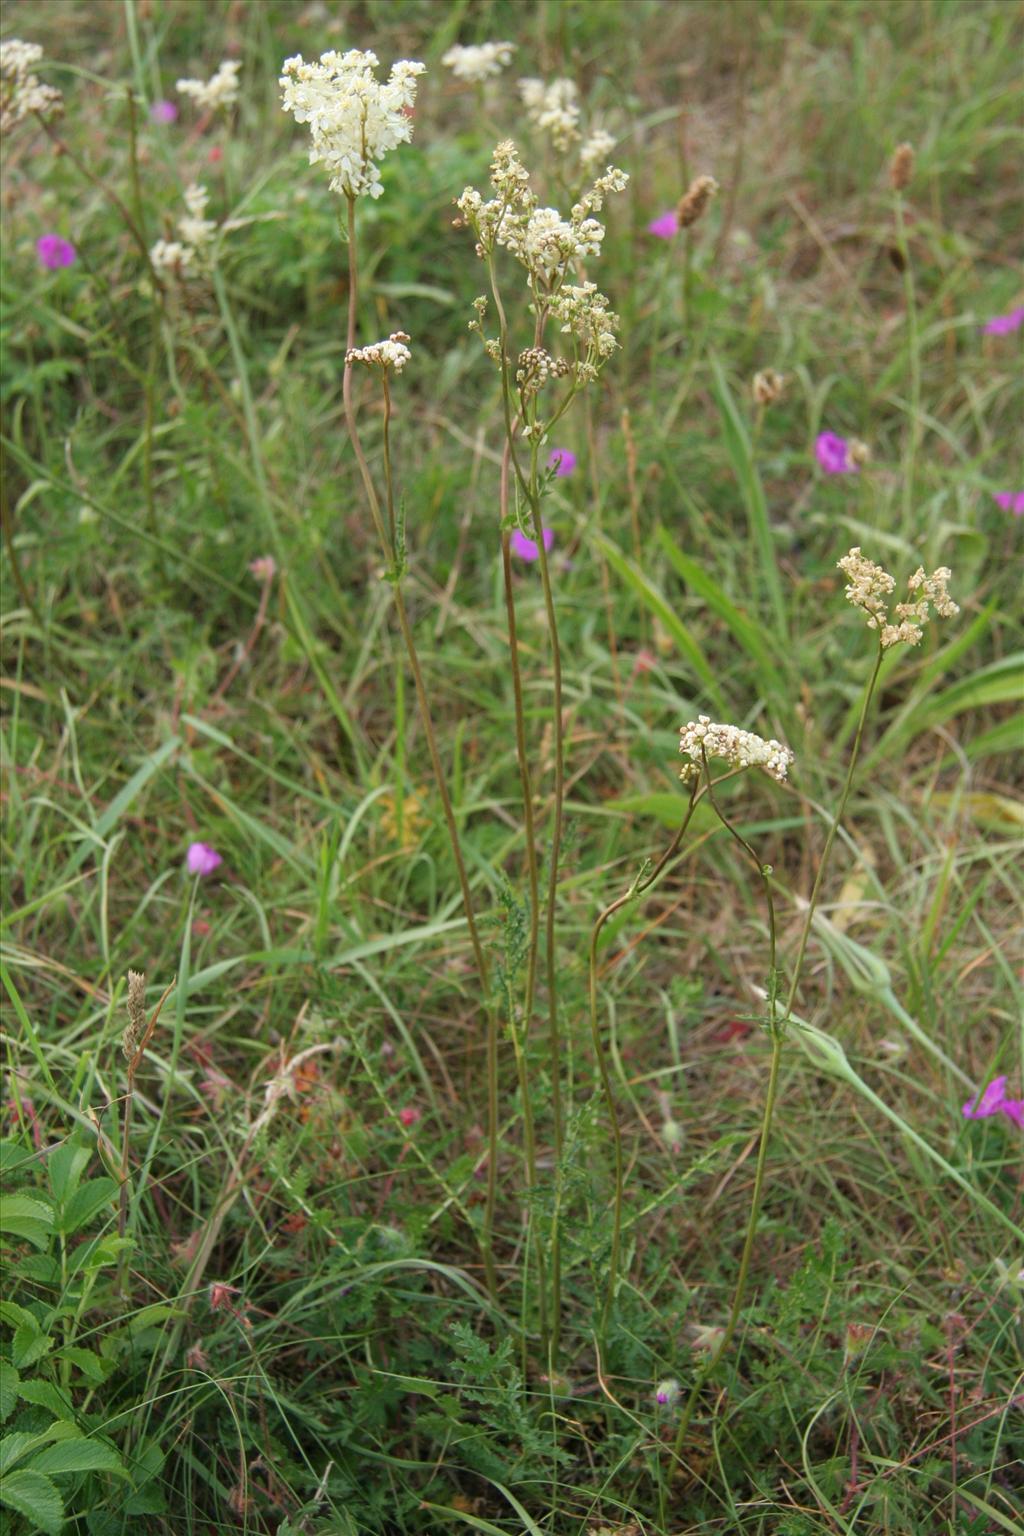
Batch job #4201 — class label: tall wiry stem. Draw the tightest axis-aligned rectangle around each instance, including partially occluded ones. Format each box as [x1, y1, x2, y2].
[341, 195, 497, 1299]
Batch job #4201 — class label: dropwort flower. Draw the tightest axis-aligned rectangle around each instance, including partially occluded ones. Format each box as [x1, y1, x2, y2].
[36, 233, 76, 269]
[345, 332, 412, 373]
[962, 1077, 1024, 1129]
[993, 491, 1024, 515]
[442, 42, 513, 83]
[187, 842, 222, 876]
[177, 60, 240, 113]
[982, 306, 1024, 336]
[816, 431, 858, 474]
[837, 548, 958, 648]
[518, 76, 580, 151]
[1, 39, 62, 131]
[510, 527, 555, 562]
[280, 49, 425, 199]
[150, 183, 217, 275]
[679, 716, 795, 784]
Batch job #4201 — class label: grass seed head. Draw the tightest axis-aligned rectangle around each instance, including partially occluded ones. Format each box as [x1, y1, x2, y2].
[677, 174, 718, 228]
[889, 140, 915, 191]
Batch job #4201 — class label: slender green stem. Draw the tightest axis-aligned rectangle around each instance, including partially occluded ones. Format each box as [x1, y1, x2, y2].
[893, 194, 920, 530]
[341, 195, 497, 1299]
[590, 777, 702, 1347]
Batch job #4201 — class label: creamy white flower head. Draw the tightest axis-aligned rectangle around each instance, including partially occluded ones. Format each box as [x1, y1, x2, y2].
[518, 76, 580, 151]
[837, 547, 958, 648]
[680, 715, 795, 784]
[550, 282, 620, 359]
[1, 38, 63, 131]
[346, 332, 411, 373]
[177, 59, 240, 113]
[149, 239, 194, 274]
[579, 128, 616, 178]
[150, 184, 218, 276]
[442, 41, 514, 84]
[178, 182, 215, 248]
[280, 49, 425, 199]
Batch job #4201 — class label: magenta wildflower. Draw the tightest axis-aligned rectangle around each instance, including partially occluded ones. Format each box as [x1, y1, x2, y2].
[186, 842, 223, 876]
[647, 210, 678, 239]
[962, 1076, 1024, 1129]
[982, 307, 1024, 336]
[547, 447, 577, 477]
[149, 99, 178, 124]
[815, 431, 858, 475]
[993, 492, 1024, 515]
[248, 555, 277, 580]
[655, 1377, 680, 1407]
[398, 1106, 421, 1128]
[510, 527, 555, 562]
[36, 234, 76, 271]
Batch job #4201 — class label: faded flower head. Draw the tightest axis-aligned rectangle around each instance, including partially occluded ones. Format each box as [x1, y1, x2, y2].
[177, 60, 240, 113]
[752, 369, 785, 406]
[679, 716, 794, 784]
[122, 969, 147, 1059]
[1, 38, 63, 131]
[280, 49, 425, 199]
[36, 233, 76, 270]
[837, 547, 958, 648]
[346, 331, 411, 374]
[442, 41, 513, 84]
[518, 76, 580, 151]
[249, 555, 277, 581]
[677, 174, 718, 229]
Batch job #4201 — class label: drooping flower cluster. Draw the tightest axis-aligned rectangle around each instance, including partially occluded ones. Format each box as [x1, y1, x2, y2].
[837, 548, 958, 648]
[518, 76, 580, 151]
[150, 183, 216, 275]
[679, 716, 795, 784]
[1, 38, 63, 131]
[176, 59, 241, 113]
[442, 41, 514, 83]
[280, 50, 425, 199]
[345, 332, 412, 374]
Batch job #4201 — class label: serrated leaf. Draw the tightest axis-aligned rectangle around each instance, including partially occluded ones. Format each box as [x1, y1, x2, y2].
[0, 1430, 37, 1474]
[30, 1438, 125, 1477]
[0, 1300, 41, 1331]
[0, 1139, 34, 1175]
[0, 1467, 65, 1534]
[47, 1142, 92, 1204]
[13, 1324, 53, 1368]
[59, 1178, 119, 1237]
[0, 1193, 55, 1250]
[18, 1379, 73, 1417]
[55, 1347, 110, 1385]
[0, 1360, 18, 1421]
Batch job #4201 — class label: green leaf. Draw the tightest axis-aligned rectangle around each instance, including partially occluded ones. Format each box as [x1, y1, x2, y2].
[0, 1300, 40, 1331]
[708, 353, 787, 639]
[13, 1324, 53, 1368]
[17, 1379, 73, 1418]
[657, 523, 777, 676]
[0, 1360, 19, 1422]
[0, 1467, 65, 1534]
[0, 1193, 54, 1250]
[0, 1139, 34, 1175]
[0, 1431, 37, 1475]
[55, 1348, 110, 1385]
[59, 1178, 119, 1237]
[597, 535, 723, 706]
[46, 1142, 92, 1205]
[30, 1438, 125, 1477]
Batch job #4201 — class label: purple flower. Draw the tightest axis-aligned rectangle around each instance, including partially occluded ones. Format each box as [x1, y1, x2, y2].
[186, 842, 223, 877]
[647, 210, 678, 239]
[36, 234, 76, 271]
[982, 307, 1024, 336]
[993, 491, 1024, 515]
[547, 447, 577, 478]
[962, 1076, 1024, 1129]
[150, 99, 179, 125]
[815, 431, 858, 475]
[510, 527, 554, 562]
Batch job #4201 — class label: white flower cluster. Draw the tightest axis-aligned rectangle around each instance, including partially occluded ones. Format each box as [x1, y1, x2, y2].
[1, 38, 63, 131]
[550, 282, 620, 367]
[176, 59, 241, 113]
[442, 41, 514, 84]
[579, 127, 616, 178]
[456, 140, 627, 291]
[679, 716, 795, 784]
[518, 76, 580, 151]
[280, 50, 425, 199]
[837, 548, 958, 648]
[346, 332, 412, 373]
[150, 183, 216, 275]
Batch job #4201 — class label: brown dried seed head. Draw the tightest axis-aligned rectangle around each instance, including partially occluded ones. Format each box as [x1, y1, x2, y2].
[123, 969, 147, 1058]
[752, 368, 785, 406]
[677, 174, 718, 229]
[889, 142, 914, 191]
[848, 437, 871, 467]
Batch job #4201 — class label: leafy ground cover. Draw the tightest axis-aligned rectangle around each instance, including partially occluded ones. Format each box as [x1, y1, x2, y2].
[1, 2, 1022, 1533]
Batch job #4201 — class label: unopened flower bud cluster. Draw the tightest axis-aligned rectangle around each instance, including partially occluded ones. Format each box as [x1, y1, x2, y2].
[346, 332, 412, 374]
[679, 716, 795, 784]
[442, 41, 514, 84]
[150, 183, 217, 275]
[516, 347, 570, 397]
[837, 547, 958, 648]
[280, 49, 425, 199]
[1, 39, 63, 131]
[177, 60, 241, 113]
